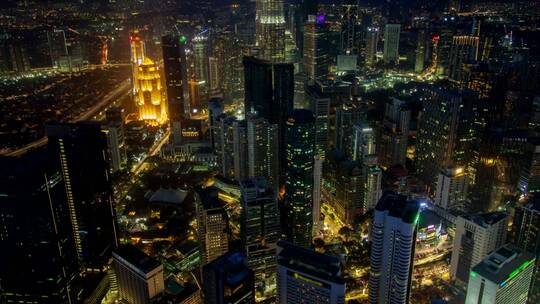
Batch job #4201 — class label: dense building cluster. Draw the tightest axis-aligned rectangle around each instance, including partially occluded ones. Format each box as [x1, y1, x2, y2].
[2, 0, 540, 304]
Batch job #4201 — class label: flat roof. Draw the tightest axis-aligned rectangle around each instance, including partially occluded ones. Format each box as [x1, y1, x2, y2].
[277, 240, 344, 284]
[471, 245, 535, 286]
[114, 244, 161, 274]
[375, 191, 420, 224]
[461, 212, 507, 228]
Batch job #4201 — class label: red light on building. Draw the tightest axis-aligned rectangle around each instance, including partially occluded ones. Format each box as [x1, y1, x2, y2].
[431, 35, 440, 42]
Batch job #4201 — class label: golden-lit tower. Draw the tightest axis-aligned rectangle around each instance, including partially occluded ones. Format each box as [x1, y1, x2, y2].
[129, 31, 167, 124]
[133, 57, 167, 123]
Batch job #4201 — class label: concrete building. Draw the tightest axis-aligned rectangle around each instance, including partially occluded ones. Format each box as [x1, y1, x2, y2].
[113, 244, 164, 304]
[450, 212, 508, 290]
[277, 240, 346, 304]
[369, 191, 420, 304]
[465, 245, 535, 304]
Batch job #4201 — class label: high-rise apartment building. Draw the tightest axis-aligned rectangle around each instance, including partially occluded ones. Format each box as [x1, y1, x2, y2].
[46, 122, 119, 273]
[450, 212, 508, 289]
[377, 97, 410, 168]
[511, 196, 540, 303]
[303, 15, 329, 81]
[434, 167, 469, 211]
[195, 187, 229, 265]
[113, 244, 165, 304]
[284, 109, 316, 247]
[465, 245, 535, 304]
[240, 177, 280, 295]
[369, 191, 420, 304]
[202, 252, 255, 304]
[383, 24, 401, 65]
[277, 240, 346, 304]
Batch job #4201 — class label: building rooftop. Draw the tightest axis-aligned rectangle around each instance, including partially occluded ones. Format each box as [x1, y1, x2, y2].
[114, 244, 162, 274]
[204, 252, 253, 287]
[195, 186, 224, 210]
[277, 240, 345, 284]
[461, 212, 508, 228]
[471, 245, 535, 286]
[375, 191, 420, 224]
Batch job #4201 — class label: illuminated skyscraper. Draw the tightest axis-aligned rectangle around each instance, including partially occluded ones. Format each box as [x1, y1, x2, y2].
[46, 122, 119, 273]
[465, 245, 535, 304]
[133, 57, 167, 123]
[303, 14, 329, 81]
[192, 31, 209, 102]
[162, 34, 189, 145]
[243, 56, 294, 185]
[256, 0, 286, 63]
[383, 24, 400, 65]
[365, 27, 379, 68]
[285, 109, 316, 247]
[369, 191, 420, 304]
[416, 88, 478, 187]
[240, 177, 280, 296]
[307, 84, 330, 159]
[214, 114, 249, 182]
[195, 187, 229, 265]
[247, 114, 280, 189]
[450, 212, 508, 290]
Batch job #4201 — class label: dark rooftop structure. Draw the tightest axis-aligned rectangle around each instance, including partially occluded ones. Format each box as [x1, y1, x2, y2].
[194, 186, 224, 210]
[286, 109, 315, 124]
[202, 252, 254, 304]
[375, 191, 420, 224]
[113, 244, 162, 274]
[277, 240, 345, 284]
